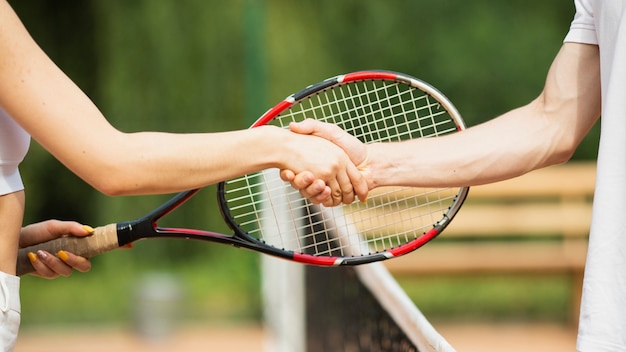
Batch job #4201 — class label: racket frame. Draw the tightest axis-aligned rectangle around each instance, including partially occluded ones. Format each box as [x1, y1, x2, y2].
[218, 70, 470, 266]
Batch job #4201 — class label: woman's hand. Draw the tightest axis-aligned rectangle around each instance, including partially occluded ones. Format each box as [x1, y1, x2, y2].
[20, 220, 93, 278]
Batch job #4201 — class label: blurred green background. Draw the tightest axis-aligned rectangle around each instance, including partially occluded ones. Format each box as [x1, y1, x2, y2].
[12, 0, 595, 330]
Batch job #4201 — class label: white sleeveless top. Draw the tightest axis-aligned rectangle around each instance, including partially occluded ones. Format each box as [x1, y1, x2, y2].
[0, 107, 30, 195]
[0, 107, 28, 349]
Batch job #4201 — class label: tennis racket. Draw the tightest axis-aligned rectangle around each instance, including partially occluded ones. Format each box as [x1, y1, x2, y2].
[16, 70, 469, 275]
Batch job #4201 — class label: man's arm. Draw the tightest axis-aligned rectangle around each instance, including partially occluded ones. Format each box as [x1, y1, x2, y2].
[285, 42, 601, 197]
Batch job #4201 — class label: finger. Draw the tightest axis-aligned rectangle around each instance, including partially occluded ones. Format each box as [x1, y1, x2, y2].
[280, 169, 296, 182]
[27, 251, 69, 279]
[292, 119, 341, 140]
[296, 181, 322, 200]
[70, 225, 95, 237]
[283, 171, 334, 204]
[298, 179, 326, 198]
[298, 182, 331, 204]
[321, 197, 334, 207]
[347, 164, 369, 202]
[311, 186, 332, 204]
[324, 179, 343, 207]
[38, 250, 73, 277]
[47, 221, 94, 238]
[27, 252, 55, 278]
[290, 172, 316, 190]
[336, 171, 356, 205]
[288, 119, 317, 135]
[57, 251, 92, 273]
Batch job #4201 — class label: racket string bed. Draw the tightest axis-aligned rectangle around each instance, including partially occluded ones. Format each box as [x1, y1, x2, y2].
[225, 171, 458, 255]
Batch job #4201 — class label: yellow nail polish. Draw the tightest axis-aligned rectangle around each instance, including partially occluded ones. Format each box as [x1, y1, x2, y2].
[27, 252, 37, 263]
[57, 250, 69, 262]
[82, 225, 95, 234]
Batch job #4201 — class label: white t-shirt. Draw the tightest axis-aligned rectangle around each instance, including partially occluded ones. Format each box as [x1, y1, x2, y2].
[0, 272, 20, 352]
[564, 1, 626, 351]
[0, 107, 30, 195]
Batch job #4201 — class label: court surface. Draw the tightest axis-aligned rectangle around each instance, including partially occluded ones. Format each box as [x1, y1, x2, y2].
[15, 322, 577, 352]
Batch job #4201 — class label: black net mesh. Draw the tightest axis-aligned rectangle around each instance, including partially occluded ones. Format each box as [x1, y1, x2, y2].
[305, 266, 419, 352]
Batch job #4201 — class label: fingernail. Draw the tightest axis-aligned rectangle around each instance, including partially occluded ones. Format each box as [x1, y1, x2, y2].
[82, 225, 95, 234]
[57, 250, 69, 262]
[36, 250, 48, 260]
[27, 252, 37, 263]
[361, 197, 368, 203]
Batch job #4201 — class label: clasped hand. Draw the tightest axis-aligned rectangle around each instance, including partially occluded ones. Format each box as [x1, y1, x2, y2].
[281, 119, 371, 205]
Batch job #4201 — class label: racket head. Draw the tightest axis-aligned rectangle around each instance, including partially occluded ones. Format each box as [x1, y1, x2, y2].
[219, 70, 469, 266]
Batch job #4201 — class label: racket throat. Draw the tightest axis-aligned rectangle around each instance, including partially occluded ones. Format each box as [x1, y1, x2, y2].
[116, 219, 154, 246]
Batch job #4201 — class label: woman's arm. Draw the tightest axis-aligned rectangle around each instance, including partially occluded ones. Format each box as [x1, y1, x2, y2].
[0, 0, 366, 203]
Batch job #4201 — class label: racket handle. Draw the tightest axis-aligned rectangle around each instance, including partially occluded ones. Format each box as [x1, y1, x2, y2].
[16, 223, 120, 276]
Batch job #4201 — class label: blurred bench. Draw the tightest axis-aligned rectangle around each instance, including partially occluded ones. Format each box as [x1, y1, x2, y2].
[384, 162, 596, 324]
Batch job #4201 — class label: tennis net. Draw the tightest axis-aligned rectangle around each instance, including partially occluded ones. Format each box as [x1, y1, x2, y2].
[260, 172, 454, 351]
[262, 257, 455, 352]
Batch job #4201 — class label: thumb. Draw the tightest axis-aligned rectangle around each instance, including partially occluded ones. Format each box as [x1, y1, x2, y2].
[289, 119, 353, 150]
[288, 118, 320, 135]
[20, 220, 94, 248]
[289, 119, 347, 141]
[290, 119, 367, 166]
[47, 221, 94, 238]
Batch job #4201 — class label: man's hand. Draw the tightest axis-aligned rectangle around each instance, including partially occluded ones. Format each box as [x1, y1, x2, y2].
[20, 220, 93, 278]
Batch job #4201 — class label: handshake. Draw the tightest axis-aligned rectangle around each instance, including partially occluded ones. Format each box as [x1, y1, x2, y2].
[279, 119, 372, 207]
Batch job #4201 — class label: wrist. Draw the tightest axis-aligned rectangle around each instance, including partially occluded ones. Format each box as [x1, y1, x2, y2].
[253, 126, 291, 170]
[365, 143, 398, 189]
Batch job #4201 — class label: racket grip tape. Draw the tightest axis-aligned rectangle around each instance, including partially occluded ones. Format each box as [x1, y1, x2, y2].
[16, 223, 120, 276]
